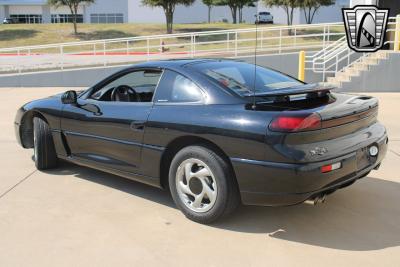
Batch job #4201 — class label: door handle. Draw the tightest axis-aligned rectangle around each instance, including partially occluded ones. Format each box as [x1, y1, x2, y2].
[130, 121, 145, 131]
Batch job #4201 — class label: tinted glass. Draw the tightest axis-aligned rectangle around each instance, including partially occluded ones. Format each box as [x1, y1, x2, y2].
[91, 70, 162, 102]
[192, 61, 302, 96]
[155, 70, 203, 103]
[107, 70, 161, 90]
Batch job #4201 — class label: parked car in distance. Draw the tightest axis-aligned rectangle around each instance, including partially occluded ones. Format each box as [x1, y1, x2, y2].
[15, 59, 388, 224]
[2, 18, 15, 24]
[255, 11, 273, 24]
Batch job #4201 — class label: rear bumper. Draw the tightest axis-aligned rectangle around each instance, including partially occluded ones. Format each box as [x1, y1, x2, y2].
[257, 20, 273, 23]
[231, 133, 388, 206]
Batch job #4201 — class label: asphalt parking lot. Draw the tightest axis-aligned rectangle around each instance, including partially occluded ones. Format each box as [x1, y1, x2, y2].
[0, 88, 399, 266]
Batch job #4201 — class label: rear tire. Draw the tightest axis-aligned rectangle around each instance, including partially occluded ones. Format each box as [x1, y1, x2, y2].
[33, 117, 58, 170]
[169, 146, 240, 224]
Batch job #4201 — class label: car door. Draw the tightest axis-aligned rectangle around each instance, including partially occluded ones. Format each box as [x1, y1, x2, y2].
[60, 68, 163, 175]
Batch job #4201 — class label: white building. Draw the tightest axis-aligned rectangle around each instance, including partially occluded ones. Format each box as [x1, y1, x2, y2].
[2, 0, 396, 26]
[0, 0, 258, 24]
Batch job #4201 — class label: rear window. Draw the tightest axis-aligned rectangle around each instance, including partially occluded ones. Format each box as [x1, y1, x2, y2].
[192, 61, 302, 97]
[155, 70, 204, 103]
[259, 12, 270, 15]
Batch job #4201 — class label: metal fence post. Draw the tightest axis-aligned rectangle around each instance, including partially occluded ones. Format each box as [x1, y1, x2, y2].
[126, 40, 129, 55]
[103, 41, 106, 67]
[279, 28, 282, 54]
[147, 38, 150, 61]
[260, 28, 263, 49]
[336, 54, 339, 73]
[322, 25, 327, 81]
[17, 48, 21, 74]
[191, 33, 194, 58]
[227, 32, 230, 51]
[294, 27, 297, 47]
[327, 25, 330, 44]
[193, 34, 196, 57]
[60, 46, 64, 70]
[235, 32, 238, 57]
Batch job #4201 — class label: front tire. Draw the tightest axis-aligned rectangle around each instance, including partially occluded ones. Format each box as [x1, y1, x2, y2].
[33, 117, 58, 170]
[169, 146, 240, 224]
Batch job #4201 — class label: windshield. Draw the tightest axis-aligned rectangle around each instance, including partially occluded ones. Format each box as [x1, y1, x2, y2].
[192, 61, 303, 97]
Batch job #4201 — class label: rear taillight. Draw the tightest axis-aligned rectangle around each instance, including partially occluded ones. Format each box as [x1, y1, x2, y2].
[269, 113, 321, 132]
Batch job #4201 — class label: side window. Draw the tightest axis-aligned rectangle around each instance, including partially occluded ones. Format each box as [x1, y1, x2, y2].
[91, 69, 162, 102]
[155, 70, 204, 103]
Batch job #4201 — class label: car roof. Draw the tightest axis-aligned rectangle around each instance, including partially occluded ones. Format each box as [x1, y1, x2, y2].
[132, 58, 237, 70]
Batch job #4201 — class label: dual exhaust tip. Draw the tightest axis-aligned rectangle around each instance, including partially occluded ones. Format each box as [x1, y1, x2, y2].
[304, 194, 327, 205]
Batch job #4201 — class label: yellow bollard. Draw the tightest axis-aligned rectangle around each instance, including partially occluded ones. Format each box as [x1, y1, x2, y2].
[395, 15, 400, 52]
[298, 50, 305, 82]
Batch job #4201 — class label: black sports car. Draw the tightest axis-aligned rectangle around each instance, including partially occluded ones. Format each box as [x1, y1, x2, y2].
[15, 59, 388, 223]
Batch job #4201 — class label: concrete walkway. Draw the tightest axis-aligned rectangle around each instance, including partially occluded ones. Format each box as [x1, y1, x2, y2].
[0, 88, 399, 266]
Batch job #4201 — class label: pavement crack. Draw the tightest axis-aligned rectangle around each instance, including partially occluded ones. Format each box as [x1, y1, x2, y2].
[0, 169, 37, 200]
[390, 149, 400, 158]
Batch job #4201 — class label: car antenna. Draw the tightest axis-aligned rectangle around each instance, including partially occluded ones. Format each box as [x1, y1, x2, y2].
[252, 1, 259, 110]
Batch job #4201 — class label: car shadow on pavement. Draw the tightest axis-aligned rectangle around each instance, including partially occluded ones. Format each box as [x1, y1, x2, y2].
[43, 160, 175, 209]
[44, 160, 400, 251]
[214, 176, 400, 251]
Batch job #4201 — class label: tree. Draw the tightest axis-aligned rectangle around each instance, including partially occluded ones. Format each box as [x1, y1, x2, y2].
[142, 0, 195, 34]
[238, 0, 256, 23]
[215, 0, 255, 24]
[202, 0, 214, 23]
[48, 0, 94, 34]
[301, 0, 334, 24]
[263, 0, 300, 26]
[214, 0, 240, 24]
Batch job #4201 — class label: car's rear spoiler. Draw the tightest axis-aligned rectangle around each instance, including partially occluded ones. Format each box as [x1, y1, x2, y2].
[244, 84, 334, 97]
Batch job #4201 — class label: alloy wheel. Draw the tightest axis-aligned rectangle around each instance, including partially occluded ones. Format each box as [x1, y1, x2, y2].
[175, 158, 218, 213]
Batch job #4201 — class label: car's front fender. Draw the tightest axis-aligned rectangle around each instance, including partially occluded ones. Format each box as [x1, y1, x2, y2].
[14, 95, 63, 149]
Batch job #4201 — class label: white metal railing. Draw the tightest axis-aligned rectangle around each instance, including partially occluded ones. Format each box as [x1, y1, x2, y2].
[384, 16, 400, 50]
[305, 36, 353, 81]
[305, 16, 399, 81]
[0, 22, 344, 75]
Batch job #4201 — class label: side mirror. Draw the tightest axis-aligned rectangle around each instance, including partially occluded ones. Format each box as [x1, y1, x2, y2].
[61, 90, 77, 105]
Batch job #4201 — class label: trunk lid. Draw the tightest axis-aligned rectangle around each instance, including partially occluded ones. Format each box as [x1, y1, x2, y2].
[316, 93, 378, 122]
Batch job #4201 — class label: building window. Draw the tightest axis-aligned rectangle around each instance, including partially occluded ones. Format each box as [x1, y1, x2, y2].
[90, 13, 124, 24]
[51, 14, 84, 23]
[9, 14, 42, 24]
